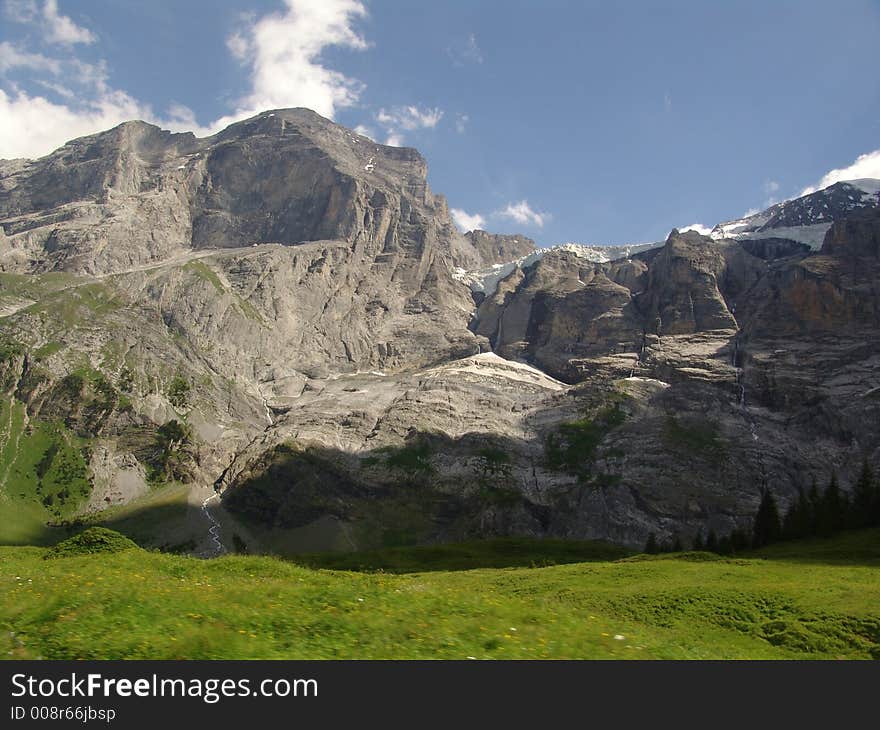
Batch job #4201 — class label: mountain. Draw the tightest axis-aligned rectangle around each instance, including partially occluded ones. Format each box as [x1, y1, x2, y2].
[464, 230, 536, 266]
[710, 179, 880, 251]
[1, 109, 878, 555]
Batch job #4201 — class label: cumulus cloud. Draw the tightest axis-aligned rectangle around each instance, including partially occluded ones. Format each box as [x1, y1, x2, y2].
[450, 208, 485, 232]
[0, 0, 373, 159]
[42, 0, 96, 45]
[0, 86, 145, 159]
[679, 223, 713, 235]
[800, 149, 880, 195]
[215, 0, 369, 127]
[455, 113, 468, 134]
[495, 200, 547, 228]
[353, 124, 375, 140]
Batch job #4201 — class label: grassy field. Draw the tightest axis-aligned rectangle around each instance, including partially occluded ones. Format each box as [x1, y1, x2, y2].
[1, 528, 878, 660]
[0, 397, 92, 543]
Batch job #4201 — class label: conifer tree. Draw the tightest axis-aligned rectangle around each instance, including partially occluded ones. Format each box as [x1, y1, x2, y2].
[782, 495, 798, 540]
[705, 529, 718, 553]
[730, 528, 750, 553]
[851, 460, 876, 529]
[818, 472, 844, 536]
[645, 532, 659, 554]
[787, 485, 812, 539]
[807, 476, 821, 536]
[753, 488, 781, 547]
[692, 530, 704, 551]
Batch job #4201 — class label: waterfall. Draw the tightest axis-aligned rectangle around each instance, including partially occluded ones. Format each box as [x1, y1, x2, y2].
[733, 335, 746, 407]
[733, 331, 758, 441]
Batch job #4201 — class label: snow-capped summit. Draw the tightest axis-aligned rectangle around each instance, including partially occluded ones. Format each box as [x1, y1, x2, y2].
[710, 179, 880, 250]
[452, 240, 660, 296]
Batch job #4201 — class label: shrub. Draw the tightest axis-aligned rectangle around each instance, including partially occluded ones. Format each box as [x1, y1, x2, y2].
[44, 527, 139, 559]
[168, 376, 190, 409]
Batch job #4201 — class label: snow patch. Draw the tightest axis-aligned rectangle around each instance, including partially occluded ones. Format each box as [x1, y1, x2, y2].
[433, 352, 566, 390]
[721, 222, 833, 250]
[455, 242, 659, 297]
[845, 178, 880, 197]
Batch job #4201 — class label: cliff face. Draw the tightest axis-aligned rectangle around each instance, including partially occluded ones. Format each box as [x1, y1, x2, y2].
[0, 109, 486, 380]
[465, 230, 536, 266]
[0, 109, 483, 275]
[2, 110, 879, 555]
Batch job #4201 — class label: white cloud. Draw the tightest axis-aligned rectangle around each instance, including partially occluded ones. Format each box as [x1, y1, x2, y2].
[353, 124, 374, 140]
[377, 105, 443, 131]
[226, 32, 249, 61]
[0, 44, 217, 159]
[800, 149, 880, 196]
[0, 0, 372, 159]
[679, 223, 713, 235]
[34, 78, 74, 98]
[455, 113, 468, 134]
[495, 200, 547, 228]
[0, 40, 61, 74]
[373, 104, 443, 148]
[42, 0, 96, 45]
[450, 208, 485, 232]
[214, 0, 369, 127]
[3, 0, 38, 24]
[0, 87, 144, 159]
[763, 180, 779, 195]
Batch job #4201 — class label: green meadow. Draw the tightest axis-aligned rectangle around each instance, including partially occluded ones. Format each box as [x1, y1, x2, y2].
[1, 527, 878, 660]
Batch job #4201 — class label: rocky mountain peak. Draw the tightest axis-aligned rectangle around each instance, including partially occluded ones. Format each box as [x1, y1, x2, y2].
[0, 107, 484, 274]
[711, 178, 880, 250]
[464, 230, 536, 266]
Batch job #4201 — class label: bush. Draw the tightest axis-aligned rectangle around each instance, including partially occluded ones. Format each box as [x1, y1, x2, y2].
[168, 376, 190, 409]
[44, 527, 139, 559]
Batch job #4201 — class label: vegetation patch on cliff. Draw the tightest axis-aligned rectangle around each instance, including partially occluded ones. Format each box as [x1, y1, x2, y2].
[545, 402, 627, 479]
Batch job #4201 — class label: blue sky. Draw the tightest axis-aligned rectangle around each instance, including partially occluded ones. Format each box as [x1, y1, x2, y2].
[1, 0, 879, 247]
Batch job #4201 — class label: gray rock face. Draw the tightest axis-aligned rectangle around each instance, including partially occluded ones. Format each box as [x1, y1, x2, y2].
[1, 109, 487, 378]
[465, 230, 536, 266]
[0, 109, 483, 275]
[2, 110, 879, 554]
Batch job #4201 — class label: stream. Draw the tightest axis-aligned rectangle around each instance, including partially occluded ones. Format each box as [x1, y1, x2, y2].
[201, 492, 225, 556]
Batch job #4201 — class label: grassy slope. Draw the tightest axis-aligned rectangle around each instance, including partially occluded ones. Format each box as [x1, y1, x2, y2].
[0, 398, 92, 544]
[1, 529, 878, 660]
